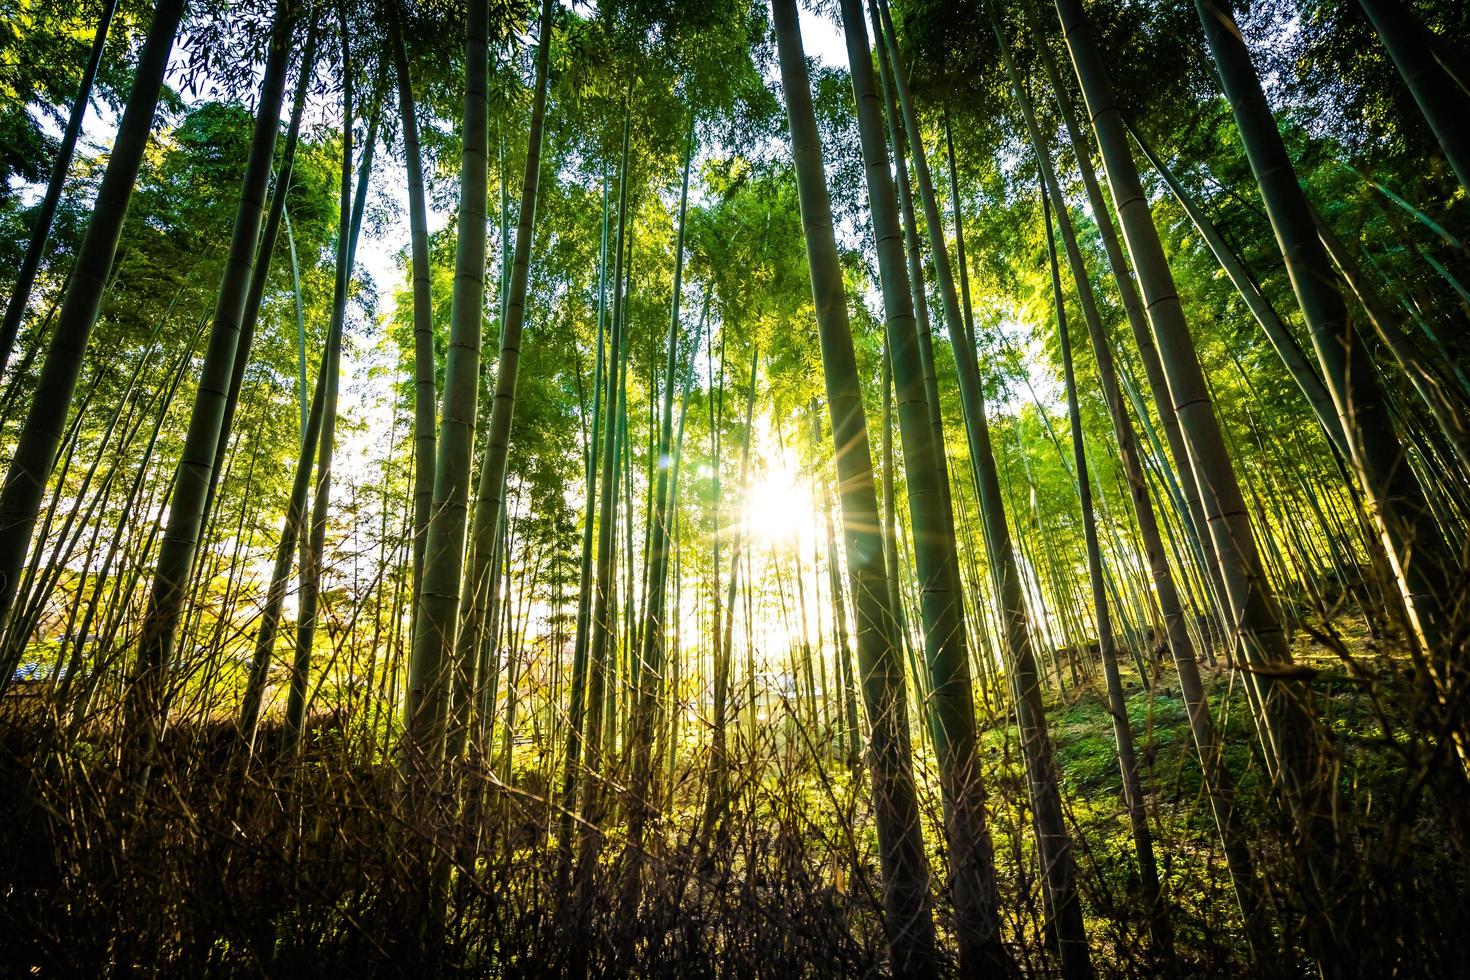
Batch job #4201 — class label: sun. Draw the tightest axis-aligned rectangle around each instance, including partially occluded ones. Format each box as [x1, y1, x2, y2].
[742, 464, 810, 546]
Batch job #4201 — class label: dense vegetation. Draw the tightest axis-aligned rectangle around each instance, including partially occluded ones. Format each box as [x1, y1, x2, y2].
[1, 0, 1467, 974]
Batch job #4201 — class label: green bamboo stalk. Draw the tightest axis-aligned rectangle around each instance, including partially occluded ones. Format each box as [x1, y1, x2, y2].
[774, 1, 940, 970]
[624, 112, 696, 878]
[1127, 122, 1349, 459]
[1197, 0, 1458, 699]
[132, 4, 296, 735]
[1024, 0, 1273, 951]
[866, 3, 1018, 970]
[402, 0, 493, 768]
[449, 0, 557, 763]
[0, 0, 186, 667]
[556, 175, 612, 872]
[1024, 0, 1230, 639]
[1356, 0, 1470, 191]
[286, 70, 381, 748]
[0, 0, 119, 371]
[1056, 0, 1340, 959]
[389, 0, 438, 610]
[1045, 181, 1172, 956]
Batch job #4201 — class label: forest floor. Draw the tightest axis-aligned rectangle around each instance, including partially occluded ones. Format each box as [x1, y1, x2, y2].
[0, 610, 1464, 976]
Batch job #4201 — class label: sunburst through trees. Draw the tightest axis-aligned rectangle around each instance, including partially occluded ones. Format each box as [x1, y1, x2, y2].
[1, 0, 1468, 974]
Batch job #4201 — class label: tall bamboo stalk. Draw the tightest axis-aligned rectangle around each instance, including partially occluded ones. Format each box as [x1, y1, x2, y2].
[389, 0, 437, 609]
[1052, 0, 1340, 960]
[556, 174, 613, 871]
[1016, 5, 1282, 956]
[200, 17, 319, 547]
[1022, 0, 1229, 639]
[704, 345, 758, 841]
[624, 113, 695, 878]
[774, 1, 940, 972]
[133, 5, 296, 732]
[402, 0, 492, 768]
[450, 0, 557, 763]
[0, 0, 187, 674]
[1043, 180, 1172, 957]
[867, 1, 1085, 971]
[1126, 121, 1348, 460]
[286, 69, 380, 748]
[0, 0, 119, 371]
[1355, 0, 1470, 192]
[1195, 0, 1458, 676]
[571, 111, 634, 938]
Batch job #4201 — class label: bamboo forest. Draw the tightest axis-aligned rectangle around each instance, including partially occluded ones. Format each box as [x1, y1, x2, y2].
[2, 0, 1469, 973]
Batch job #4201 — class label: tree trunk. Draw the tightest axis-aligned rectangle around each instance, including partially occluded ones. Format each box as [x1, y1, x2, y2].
[389, 0, 438, 612]
[448, 0, 557, 764]
[881, 345, 927, 743]
[820, 464, 862, 768]
[773, 1, 939, 973]
[0, 0, 119, 371]
[1053, 0, 1340, 962]
[402, 0, 492, 769]
[703, 345, 759, 846]
[1197, 0, 1456, 751]
[0, 0, 186, 675]
[238, 354, 330, 745]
